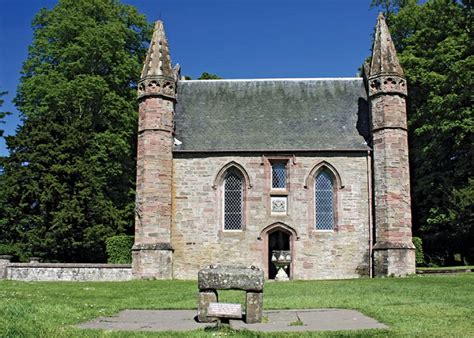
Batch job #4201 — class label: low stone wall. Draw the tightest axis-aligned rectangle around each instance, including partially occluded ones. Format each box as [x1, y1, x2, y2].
[0, 256, 132, 282]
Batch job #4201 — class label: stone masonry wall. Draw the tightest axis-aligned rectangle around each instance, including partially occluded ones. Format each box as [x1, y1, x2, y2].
[370, 94, 413, 247]
[172, 153, 371, 280]
[4, 263, 132, 282]
[135, 97, 174, 245]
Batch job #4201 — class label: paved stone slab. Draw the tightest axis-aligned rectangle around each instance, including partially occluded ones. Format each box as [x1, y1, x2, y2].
[78, 309, 387, 332]
[231, 309, 388, 332]
[78, 310, 209, 331]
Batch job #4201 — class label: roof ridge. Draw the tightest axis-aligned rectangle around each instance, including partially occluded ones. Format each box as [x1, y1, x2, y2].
[180, 77, 362, 83]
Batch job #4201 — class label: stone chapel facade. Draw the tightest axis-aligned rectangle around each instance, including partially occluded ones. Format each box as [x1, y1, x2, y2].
[132, 14, 416, 280]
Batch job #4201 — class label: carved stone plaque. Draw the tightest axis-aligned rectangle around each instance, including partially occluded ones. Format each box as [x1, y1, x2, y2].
[207, 302, 242, 319]
[271, 196, 287, 214]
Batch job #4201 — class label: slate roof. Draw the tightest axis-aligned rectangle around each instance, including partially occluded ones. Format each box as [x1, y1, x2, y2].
[173, 78, 370, 152]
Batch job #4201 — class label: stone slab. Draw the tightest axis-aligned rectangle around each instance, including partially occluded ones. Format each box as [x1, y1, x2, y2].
[231, 309, 388, 332]
[198, 265, 264, 291]
[77, 309, 388, 332]
[207, 302, 242, 319]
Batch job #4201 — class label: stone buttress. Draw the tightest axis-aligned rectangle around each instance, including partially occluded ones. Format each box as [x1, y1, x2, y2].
[132, 21, 178, 279]
[367, 14, 415, 276]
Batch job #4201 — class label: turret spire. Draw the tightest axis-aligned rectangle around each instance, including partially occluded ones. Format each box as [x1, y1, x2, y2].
[141, 21, 173, 79]
[137, 20, 177, 100]
[367, 13, 406, 97]
[369, 13, 404, 77]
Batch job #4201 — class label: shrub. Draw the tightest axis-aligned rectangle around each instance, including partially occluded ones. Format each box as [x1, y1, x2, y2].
[0, 243, 30, 262]
[106, 235, 134, 264]
[413, 237, 425, 266]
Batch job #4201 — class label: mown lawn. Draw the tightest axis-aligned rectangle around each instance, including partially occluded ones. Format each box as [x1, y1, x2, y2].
[1, 274, 473, 337]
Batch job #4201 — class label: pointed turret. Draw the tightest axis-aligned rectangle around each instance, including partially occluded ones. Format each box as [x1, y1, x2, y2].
[137, 20, 177, 100]
[369, 13, 404, 77]
[133, 20, 176, 279]
[367, 13, 407, 97]
[367, 14, 415, 277]
[141, 21, 174, 79]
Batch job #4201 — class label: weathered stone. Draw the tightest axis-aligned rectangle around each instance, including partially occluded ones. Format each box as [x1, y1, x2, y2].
[197, 265, 265, 324]
[198, 265, 264, 291]
[0, 255, 12, 279]
[172, 155, 370, 280]
[29, 257, 41, 264]
[132, 249, 172, 279]
[245, 292, 263, 324]
[373, 248, 416, 276]
[5, 263, 132, 281]
[368, 13, 415, 277]
[197, 290, 218, 322]
[133, 20, 176, 279]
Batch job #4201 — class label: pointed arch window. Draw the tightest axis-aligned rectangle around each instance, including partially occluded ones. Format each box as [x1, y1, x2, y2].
[315, 170, 334, 230]
[223, 170, 244, 231]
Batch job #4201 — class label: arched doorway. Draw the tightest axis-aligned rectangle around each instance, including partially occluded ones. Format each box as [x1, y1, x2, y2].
[268, 229, 290, 279]
[259, 223, 297, 280]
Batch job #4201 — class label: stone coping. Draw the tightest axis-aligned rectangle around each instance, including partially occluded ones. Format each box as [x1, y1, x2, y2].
[7, 263, 131, 269]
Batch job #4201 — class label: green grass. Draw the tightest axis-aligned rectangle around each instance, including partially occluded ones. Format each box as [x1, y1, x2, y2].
[417, 266, 474, 271]
[1, 274, 473, 337]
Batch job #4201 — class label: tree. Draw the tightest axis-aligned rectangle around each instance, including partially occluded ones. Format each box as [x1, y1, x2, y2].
[0, 90, 10, 138]
[371, 0, 473, 264]
[198, 72, 222, 80]
[0, 0, 151, 262]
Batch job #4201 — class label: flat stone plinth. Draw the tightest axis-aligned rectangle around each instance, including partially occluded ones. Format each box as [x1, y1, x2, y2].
[78, 309, 388, 332]
[198, 265, 264, 291]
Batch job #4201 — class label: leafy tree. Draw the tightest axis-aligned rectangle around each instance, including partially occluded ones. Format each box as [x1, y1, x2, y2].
[0, 0, 151, 262]
[198, 72, 222, 80]
[371, 0, 473, 264]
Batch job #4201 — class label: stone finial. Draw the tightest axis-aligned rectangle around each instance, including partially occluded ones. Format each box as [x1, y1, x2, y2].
[138, 20, 177, 100]
[367, 13, 407, 97]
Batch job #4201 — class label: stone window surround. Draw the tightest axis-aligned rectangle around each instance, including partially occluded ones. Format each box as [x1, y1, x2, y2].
[263, 155, 294, 218]
[213, 161, 252, 232]
[304, 161, 343, 233]
[267, 157, 292, 194]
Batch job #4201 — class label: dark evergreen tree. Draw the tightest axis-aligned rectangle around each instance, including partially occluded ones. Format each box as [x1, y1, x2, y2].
[371, 0, 473, 264]
[0, 91, 9, 138]
[0, 0, 151, 262]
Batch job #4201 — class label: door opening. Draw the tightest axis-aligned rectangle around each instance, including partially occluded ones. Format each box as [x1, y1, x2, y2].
[268, 230, 290, 279]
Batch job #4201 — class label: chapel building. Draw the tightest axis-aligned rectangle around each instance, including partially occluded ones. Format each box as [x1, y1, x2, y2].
[132, 14, 416, 280]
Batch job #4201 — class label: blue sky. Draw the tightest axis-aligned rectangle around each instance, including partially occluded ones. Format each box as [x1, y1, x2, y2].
[0, 0, 380, 156]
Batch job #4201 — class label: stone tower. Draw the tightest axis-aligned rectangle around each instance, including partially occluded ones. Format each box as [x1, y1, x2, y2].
[132, 21, 177, 279]
[367, 14, 416, 276]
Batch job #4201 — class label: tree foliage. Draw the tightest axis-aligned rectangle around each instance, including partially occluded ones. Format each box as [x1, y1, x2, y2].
[0, 0, 151, 262]
[198, 72, 222, 80]
[372, 0, 473, 264]
[0, 90, 10, 138]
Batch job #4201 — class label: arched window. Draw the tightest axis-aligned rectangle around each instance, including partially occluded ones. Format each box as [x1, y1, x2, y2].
[223, 170, 244, 230]
[315, 170, 334, 230]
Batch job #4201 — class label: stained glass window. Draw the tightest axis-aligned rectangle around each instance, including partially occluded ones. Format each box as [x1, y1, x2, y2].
[315, 170, 334, 230]
[223, 171, 243, 230]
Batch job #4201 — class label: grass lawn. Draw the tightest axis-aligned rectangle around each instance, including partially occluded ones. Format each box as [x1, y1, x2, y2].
[417, 266, 474, 271]
[1, 274, 473, 337]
